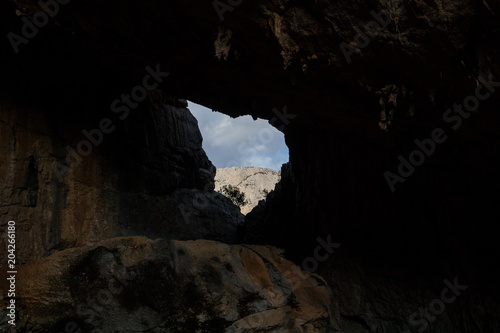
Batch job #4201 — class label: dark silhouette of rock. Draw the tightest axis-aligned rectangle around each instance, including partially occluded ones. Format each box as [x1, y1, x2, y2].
[0, 0, 500, 331]
[0, 94, 236, 263]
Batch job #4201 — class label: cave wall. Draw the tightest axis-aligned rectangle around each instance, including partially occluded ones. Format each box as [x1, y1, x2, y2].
[248, 100, 500, 263]
[1, 0, 500, 331]
[0, 88, 242, 263]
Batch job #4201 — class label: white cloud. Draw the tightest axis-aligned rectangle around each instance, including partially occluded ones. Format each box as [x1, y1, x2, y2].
[189, 101, 289, 171]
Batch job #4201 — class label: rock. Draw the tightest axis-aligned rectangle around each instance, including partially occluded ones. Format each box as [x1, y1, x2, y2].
[1, 0, 500, 331]
[2, 0, 497, 269]
[243, 163, 296, 247]
[215, 167, 281, 215]
[6, 237, 338, 332]
[163, 188, 244, 243]
[0, 95, 223, 263]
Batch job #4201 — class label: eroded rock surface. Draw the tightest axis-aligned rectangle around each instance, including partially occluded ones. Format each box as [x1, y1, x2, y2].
[4, 237, 337, 332]
[1, 0, 497, 264]
[0, 94, 235, 263]
[1, 0, 500, 331]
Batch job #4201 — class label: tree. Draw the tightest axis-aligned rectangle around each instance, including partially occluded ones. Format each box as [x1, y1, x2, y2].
[219, 185, 247, 209]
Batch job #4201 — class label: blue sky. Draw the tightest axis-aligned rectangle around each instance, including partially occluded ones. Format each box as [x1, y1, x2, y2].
[188, 102, 289, 171]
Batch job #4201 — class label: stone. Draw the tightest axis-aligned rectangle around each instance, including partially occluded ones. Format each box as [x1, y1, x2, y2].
[0, 94, 223, 262]
[6, 237, 338, 332]
[215, 167, 281, 215]
[1, 0, 500, 331]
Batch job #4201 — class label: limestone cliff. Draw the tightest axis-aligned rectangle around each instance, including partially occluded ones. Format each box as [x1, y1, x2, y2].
[215, 167, 281, 215]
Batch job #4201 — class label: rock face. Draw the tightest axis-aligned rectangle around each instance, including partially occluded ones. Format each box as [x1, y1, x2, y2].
[3, 236, 337, 332]
[2, 0, 497, 263]
[215, 167, 281, 215]
[1, 0, 500, 332]
[0, 92, 242, 263]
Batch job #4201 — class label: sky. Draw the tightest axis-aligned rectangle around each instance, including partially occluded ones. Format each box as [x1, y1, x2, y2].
[188, 101, 289, 171]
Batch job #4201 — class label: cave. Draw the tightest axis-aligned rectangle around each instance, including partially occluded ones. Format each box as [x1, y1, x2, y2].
[189, 101, 289, 170]
[0, 0, 499, 332]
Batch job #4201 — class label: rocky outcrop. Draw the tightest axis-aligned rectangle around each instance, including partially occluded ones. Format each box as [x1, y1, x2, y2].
[2, 236, 337, 332]
[1, 0, 500, 331]
[243, 163, 295, 246]
[1, 0, 498, 251]
[0, 92, 241, 263]
[2, 0, 498, 262]
[215, 167, 281, 215]
[165, 188, 243, 243]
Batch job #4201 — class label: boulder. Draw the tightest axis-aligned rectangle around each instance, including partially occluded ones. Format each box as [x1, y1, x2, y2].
[4, 237, 338, 332]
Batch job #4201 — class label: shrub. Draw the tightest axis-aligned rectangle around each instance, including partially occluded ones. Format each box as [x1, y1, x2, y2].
[219, 185, 247, 208]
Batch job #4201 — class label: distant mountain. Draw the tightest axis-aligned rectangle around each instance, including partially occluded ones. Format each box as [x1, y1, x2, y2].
[215, 167, 281, 215]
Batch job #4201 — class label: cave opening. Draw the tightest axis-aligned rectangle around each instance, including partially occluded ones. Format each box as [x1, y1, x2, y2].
[188, 101, 287, 214]
[2, 0, 500, 330]
[188, 101, 289, 171]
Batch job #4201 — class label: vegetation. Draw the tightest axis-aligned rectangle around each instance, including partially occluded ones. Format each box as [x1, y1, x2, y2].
[219, 185, 247, 209]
